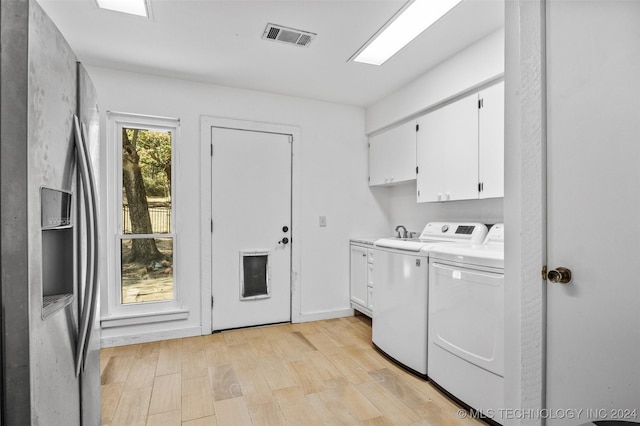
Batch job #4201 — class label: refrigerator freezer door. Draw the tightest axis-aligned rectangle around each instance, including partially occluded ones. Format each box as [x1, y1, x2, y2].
[28, 2, 82, 424]
[77, 63, 102, 426]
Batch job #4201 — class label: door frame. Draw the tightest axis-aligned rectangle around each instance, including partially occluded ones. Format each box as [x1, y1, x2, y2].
[504, 0, 547, 423]
[199, 116, 301, 334]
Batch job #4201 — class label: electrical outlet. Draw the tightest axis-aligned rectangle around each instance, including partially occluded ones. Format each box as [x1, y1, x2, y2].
[319, 216, 327, 227]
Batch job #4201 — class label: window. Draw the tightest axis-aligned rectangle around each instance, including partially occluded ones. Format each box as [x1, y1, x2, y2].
[105, 113, 183, 323]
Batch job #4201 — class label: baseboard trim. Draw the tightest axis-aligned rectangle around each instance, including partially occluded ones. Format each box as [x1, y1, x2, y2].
[100, 326, 202, 348]
[298, 308, 354, 323]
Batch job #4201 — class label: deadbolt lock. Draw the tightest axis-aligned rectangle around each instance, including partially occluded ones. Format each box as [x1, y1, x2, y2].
[547, 267, 572, 284]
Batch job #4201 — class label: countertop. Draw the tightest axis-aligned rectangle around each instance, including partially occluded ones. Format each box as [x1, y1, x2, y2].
[350, 237, 382, 246]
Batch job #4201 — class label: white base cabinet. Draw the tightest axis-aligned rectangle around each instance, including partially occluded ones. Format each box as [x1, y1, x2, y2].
[350, 243, 375, 317]
[416, 82, 504, 202]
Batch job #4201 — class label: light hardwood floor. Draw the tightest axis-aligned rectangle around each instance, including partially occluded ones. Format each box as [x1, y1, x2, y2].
[100, 315, 484, 426]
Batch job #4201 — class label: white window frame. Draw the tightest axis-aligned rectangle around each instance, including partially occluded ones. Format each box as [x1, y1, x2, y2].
[102, 111, 187, 327]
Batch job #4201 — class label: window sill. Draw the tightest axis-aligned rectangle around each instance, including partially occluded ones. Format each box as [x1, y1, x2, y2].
[101, 309, 189, 328]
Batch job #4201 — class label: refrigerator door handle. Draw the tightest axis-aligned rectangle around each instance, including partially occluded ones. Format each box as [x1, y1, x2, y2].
[80, 121, 100, 373]
[74, 116, 97, 377]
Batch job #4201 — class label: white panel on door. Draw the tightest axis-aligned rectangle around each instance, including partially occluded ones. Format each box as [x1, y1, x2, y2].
[545, 0, 640, 422]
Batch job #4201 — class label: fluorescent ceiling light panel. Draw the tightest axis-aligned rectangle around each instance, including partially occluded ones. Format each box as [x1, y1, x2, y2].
[351, 0, 463, 66]
[96, 0, 149, 17]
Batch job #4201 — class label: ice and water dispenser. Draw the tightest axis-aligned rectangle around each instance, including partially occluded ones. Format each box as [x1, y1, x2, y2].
[41, 187, 74, 319]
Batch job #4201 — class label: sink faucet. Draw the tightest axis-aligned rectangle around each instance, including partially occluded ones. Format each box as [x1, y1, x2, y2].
[395, 225, 408, 239]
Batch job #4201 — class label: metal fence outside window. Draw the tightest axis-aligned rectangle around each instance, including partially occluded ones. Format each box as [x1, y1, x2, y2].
[122, 205, 171, 234]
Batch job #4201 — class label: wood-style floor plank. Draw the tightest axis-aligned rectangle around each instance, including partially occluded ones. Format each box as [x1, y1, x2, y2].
[101, 316, 484, 426]
[246, 402, 286, 426]
[213, 397, 253, 425]
[209, 363, 243, 401]
[149, 373, 182, 415]
[100, 383, 124, 425]
[156, 344, 183, 377]
[101, 356, 134, 385]
[125, 356, 157, 389]
[146, 410, 182, 426]
[110, 386, 152, 426]
[182, 376, 215, 422]
[271, 386, 325, 426]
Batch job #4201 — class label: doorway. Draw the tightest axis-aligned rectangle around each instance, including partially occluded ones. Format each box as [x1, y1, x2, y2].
[201, 117, 300, 332]
[505, 0, 640, 422]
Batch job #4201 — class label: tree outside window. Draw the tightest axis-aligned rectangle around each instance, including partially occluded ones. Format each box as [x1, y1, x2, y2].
[120, 127, 174, 304]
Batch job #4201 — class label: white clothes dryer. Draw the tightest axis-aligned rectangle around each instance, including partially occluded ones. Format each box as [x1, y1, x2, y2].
[427, 224, 505, 418]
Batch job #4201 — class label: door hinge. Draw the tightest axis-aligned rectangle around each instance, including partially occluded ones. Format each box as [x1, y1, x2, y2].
[541, 265, 547, 280]
[478, 182, 484, 192]
[210, 218, 213, 233]
[368, 176, 370, 182]
[416, 124, 420, 132]
[416, 166, 419, 174]
[210, 143, 213, 157]
[211, 296, 214, 307]
[417, 190, 421, 197]
[478, 98, 484, 109]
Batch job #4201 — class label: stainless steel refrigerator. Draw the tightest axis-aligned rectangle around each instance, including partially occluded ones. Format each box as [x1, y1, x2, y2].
[1, 0, 101, 424]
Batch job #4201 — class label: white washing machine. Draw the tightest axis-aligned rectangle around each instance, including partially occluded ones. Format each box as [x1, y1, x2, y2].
[372, 222, 488, 377]
[427, 224, 505, 417]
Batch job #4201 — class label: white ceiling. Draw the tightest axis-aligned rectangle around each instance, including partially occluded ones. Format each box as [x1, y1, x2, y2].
[37, 0, 504, 107]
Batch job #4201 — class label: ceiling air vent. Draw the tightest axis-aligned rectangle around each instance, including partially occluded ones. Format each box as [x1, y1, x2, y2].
[262, 23, 316, 47]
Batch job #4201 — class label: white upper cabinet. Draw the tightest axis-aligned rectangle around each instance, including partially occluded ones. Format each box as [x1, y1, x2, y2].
[416, 93, 479, 202]
[478, 82, 504, 199]
[416, 82, 504, 202]
[368, 120, 417, 186]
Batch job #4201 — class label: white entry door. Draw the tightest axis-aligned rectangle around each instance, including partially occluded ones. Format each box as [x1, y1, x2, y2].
[210, 126, 292, 331]
[546, 1, 640, 422]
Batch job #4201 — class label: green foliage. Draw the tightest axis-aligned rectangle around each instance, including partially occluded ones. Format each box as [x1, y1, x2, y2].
[124, 128, 172, 198]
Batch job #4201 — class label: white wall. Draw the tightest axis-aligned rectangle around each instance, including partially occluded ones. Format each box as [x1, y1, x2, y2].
[372, 184, 503, 236]
[90, 66, 391, 345]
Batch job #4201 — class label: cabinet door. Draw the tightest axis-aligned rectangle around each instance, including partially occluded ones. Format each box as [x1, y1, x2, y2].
[369, 120, 417, 186]
[349, 245, 368, 308]
[416, 93, 479, 202]
[478, 82, 504, 199]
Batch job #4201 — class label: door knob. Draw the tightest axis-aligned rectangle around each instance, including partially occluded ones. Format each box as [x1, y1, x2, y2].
[547, 267, 572, 284]
[278, 237, 289, 245]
